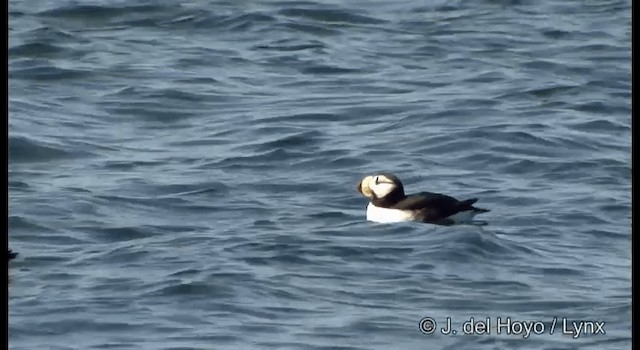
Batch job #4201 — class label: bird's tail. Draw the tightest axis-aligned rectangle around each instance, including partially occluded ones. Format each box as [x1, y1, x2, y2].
[460, 198, 490, 213]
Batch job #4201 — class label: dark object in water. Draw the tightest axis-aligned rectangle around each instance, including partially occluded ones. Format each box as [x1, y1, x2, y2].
[8, 249, 18, 261]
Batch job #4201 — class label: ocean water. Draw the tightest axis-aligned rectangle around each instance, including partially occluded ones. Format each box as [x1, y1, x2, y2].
[8, 0, 631, 349]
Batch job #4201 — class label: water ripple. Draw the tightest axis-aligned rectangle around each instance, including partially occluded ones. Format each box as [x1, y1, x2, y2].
[8, 0, 630, 349]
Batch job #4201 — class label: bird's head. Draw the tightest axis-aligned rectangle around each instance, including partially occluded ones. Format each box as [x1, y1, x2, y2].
[356, 173, 404, 199]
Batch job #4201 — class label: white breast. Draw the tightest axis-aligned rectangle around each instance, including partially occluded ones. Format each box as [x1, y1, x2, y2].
[366, 202, 417, 223]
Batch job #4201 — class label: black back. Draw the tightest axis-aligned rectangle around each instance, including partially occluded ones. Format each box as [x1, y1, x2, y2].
[372, 190, 484, 224]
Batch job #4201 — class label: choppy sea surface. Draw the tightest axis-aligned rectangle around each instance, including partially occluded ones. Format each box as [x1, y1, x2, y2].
[8, 0, 631, 349]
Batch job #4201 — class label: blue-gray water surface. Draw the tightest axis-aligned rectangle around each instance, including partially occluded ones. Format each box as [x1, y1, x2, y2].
[8, 0, 631, 349]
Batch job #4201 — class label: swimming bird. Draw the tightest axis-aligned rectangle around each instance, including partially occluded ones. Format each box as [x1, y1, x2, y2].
[8, 249, 18, 261]
[356, 173, 489, 225]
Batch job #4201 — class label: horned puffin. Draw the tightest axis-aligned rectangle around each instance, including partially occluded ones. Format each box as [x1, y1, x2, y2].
[356, 173, 489, 225]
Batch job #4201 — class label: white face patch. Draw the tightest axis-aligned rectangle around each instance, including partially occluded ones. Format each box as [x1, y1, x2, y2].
[368, 175, 398, 198]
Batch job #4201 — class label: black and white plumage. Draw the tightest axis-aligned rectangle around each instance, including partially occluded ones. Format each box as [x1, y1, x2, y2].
[356, 173, 489, 225]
